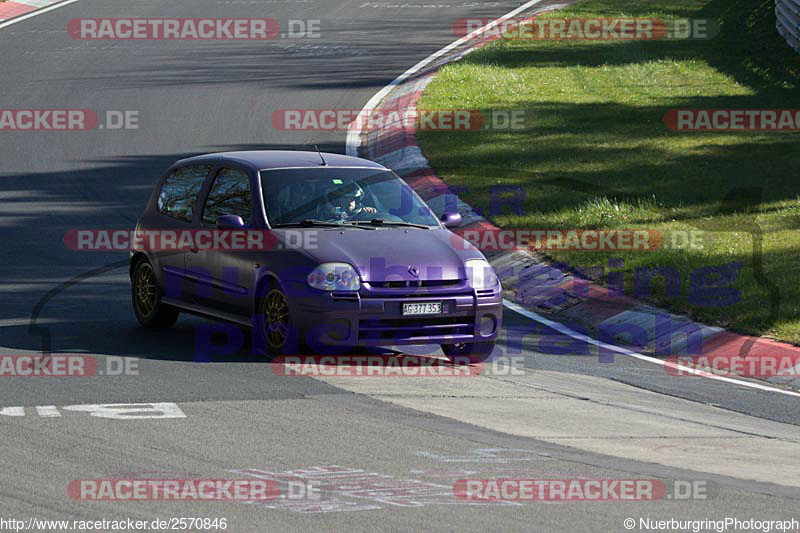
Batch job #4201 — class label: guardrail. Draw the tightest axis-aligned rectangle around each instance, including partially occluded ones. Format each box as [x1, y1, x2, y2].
[777, 0, 800, 53]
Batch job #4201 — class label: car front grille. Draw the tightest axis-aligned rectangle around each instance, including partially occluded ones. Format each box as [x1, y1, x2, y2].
[368, 280, 461, 289]
[358, 315, 474, 341]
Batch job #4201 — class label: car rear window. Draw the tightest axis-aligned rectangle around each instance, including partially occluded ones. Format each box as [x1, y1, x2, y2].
[157, 165, 212, 222]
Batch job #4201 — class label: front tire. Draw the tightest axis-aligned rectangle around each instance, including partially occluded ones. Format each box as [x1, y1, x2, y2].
[441, 341, 495, 365]
[255, 286, 301, 356]
[131, 260, 179, 328]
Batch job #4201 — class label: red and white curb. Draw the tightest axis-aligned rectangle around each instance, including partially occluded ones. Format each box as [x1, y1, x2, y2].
[0, 0, 77, 26]
[346, 1, 800, 394]
[0, 0, 42, 21]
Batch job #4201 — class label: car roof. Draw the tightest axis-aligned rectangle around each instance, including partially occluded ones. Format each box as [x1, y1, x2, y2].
[174, 150, 388, 172]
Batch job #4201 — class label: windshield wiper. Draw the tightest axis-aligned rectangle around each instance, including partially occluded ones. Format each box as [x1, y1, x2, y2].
[349, 219, 431, 229]
[271, 219, 374, 229]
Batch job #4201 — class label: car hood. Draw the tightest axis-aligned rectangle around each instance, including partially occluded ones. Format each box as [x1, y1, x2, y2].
[287, 227, 484, 282]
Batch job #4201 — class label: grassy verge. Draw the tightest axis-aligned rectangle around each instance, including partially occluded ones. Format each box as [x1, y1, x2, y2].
[418, 0, 800, 343]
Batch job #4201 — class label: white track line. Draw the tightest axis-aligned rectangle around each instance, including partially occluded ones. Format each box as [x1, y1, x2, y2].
[0, 0, 80, 30]
[504, 299, 800, 398]
[345, 0, 549, 156]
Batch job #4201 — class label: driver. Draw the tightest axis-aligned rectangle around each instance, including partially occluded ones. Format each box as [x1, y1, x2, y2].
[325, 182, 377, 222]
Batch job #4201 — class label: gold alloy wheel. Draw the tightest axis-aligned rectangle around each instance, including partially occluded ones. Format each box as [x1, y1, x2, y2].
[134, 262, 157, 318]
[264, 288, 291, 350]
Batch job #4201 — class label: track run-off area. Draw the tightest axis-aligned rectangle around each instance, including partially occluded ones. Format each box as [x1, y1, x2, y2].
[1, 0, 799, 530]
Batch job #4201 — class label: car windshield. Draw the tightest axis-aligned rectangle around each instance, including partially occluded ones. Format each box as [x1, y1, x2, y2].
[261, 167, 440, 227]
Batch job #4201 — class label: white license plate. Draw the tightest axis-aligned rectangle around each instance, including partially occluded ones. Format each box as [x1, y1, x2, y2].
[402, 302, 443, 316]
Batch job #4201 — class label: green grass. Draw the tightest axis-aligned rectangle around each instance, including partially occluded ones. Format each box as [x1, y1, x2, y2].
[418, 0, 800, 343]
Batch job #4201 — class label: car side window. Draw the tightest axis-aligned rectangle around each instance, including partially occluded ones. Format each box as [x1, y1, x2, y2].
[157, 165, 211, 222]
[202, 168, 253, 225]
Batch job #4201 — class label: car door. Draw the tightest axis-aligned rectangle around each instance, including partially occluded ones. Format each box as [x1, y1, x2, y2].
[149, 164, 212, 303]
[185, 166, 257, 317]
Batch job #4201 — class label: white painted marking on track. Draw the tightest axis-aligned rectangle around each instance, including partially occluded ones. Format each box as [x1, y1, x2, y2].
[0, 0, 81, 30]
[345, 0, 549, 156]
[503, 299, 800, 399]
[63, 402, 186, 419]
[0, 403, 186, 418]
[417, 448, 547, 463]
[35, 405, 61, 417]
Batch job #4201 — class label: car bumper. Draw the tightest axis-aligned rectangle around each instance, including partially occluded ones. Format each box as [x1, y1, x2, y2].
[285, 281, 503, 348]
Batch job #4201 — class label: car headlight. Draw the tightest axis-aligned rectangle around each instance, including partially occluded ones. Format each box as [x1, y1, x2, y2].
[307, 263, 361, 291]
[465, 259, 499, 290]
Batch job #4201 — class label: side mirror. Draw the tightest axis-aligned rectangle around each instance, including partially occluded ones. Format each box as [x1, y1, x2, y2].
[440, 212, 462, 228]
[217, 214, 246, 229]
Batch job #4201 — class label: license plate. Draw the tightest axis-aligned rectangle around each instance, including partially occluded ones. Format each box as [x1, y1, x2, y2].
[402, 302, 443, 316]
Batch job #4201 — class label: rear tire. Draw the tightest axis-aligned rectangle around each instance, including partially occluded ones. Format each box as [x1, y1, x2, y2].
[441, 341, 495, 365]
[131, 260, 179, 328]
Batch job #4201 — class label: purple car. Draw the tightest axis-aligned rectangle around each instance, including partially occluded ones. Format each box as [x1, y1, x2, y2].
[129, 150, 502, 362]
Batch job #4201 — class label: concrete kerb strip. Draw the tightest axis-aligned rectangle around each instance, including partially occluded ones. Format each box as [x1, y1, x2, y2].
[349, 3, 800, 390]
[0, 0, 75, 24]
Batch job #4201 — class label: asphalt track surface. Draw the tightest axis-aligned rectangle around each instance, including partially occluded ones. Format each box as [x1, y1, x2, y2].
[1, 1, 799, 531]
